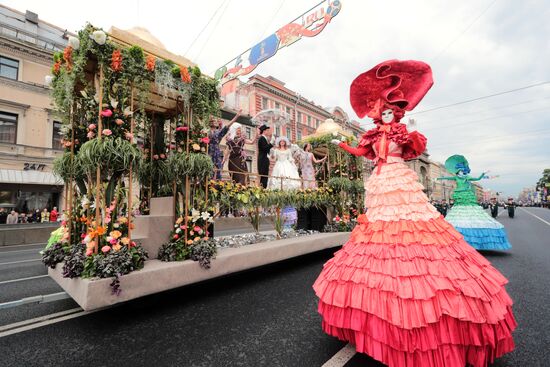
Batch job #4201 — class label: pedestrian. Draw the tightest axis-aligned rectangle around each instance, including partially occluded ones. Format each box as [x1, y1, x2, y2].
[208, 109, 241, 180]
[41, 208, 49, 223]
[6, 210, 18, 224]
[0, 208, 7, 224]
[439, 199, 449, 217]
[32, 209, 40, 223]
[50, 206, 58, 222]
[490, 197, 499, 218]
[257, 124, 274, 188]
[506, 198, 517, 218]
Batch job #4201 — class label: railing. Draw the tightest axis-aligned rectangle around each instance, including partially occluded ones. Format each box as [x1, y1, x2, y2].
[0, 21, 66, 52]
[0, 142, 63, 159]
[213, 168, 321, 190]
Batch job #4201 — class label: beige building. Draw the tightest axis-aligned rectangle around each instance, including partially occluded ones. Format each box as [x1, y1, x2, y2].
[429, 160, 456, 201]
[0, 6, 68, 215]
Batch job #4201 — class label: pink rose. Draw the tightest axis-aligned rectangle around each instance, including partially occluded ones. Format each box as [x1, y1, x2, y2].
[109, 238, 117, 245]
[130, 241, 136, 248]
[180, 225, 187, 230]
[102, 129, 112, 136]
[200, 137, 210, 144]
[87, 131, 95, 139]
[125, 132, 133, 140]
[168, 144, 176, 150]
[193, 226, 201, 232]
[176, 126, 188, 132]
[100, 109, 113, 117]
[81, 233, 86, 239]
[173, 234, 179, 240]
[86, 249, 93, 256]
[160, 153, 166, 159]
[115, 118, 124, 126]
[88, 123, 97, 130]
[153, 154, 159, 160]
[101, 245, 111, 253]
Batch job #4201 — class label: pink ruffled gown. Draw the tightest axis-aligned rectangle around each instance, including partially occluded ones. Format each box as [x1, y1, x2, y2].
[313, 122, 516, 367]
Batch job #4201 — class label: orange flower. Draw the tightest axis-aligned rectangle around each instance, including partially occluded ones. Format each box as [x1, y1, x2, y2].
[111, 49, 123, 72]
[109, 230, 122, 239]
[52, 60, 61, 75]
[180, 67, 191, 83]
[96, 226, 106, 236]
[186, 240, 193, 245]
[120, 237, 130, 245]
[146, 55, 155, 72]
[63, 46, 73, 71]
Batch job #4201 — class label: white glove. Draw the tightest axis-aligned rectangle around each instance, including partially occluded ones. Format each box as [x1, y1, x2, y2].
[331, 139, 341, 145]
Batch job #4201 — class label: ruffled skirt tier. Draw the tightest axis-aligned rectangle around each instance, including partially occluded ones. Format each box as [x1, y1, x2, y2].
[313, 163, 516, 367]
[446, 205, 512, 250]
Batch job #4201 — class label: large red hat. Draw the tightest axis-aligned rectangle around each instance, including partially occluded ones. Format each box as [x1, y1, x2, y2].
[350, 60, 433, 119]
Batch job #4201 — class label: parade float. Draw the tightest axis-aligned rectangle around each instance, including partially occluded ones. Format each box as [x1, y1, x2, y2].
[40, 24, 354, 310]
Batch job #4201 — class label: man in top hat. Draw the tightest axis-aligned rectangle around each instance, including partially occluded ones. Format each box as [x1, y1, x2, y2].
[257, 124, 274, 188]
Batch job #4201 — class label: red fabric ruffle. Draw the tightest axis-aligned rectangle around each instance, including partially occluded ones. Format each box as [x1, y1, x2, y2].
[356, 123, 427, 161]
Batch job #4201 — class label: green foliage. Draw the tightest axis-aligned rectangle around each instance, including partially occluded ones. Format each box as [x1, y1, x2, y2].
[168, 152, 214, 181]
[328, 177, 353, 193]
[41, 242, 68, 269]
[53, 152, 85, 181]
[78, 137, 141, 175]
[190, 70, 220, 124]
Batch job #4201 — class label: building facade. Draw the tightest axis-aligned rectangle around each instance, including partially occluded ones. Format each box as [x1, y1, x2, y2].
[0, 6, 68, 214]
[220, 74, 366, 180]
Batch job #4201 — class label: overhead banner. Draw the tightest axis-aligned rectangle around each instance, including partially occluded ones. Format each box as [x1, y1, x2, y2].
[215, 0, 341, 83]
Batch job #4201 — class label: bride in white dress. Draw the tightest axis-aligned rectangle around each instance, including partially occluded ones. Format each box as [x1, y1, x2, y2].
[268, 137, 301, 190]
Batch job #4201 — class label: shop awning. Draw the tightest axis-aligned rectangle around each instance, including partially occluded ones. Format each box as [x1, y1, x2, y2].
[0, 169, 63, 185]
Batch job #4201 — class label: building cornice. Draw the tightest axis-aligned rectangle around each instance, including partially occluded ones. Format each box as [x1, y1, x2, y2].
[0, 76, 50, 95]
[0, 36, 55, 66]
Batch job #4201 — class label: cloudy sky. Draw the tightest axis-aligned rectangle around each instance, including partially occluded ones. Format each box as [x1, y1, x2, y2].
[5, 0, 550, 197]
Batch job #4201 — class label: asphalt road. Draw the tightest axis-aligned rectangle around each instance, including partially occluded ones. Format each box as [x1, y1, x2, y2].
[0, 207, 549, 366]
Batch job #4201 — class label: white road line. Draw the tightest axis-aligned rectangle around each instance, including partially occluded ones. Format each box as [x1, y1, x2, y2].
[0, 309, 98, 338]
[0, 275, 48, 285]
[0, 259, 41, 266]
[0, 248, 41, 255]
[520, 208, 550, 226]
[0, 307, 82, 333]
[322, 344, 356, 367]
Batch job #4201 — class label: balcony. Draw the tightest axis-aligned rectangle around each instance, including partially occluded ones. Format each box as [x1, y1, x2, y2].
[0, 142, 63, 160]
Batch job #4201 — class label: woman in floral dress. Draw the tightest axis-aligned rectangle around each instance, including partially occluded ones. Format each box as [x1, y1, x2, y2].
[296, 143, 326, 189]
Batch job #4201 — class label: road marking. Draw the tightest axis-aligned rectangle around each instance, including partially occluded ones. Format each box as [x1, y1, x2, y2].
[0, 274, 48, 285]
[0, 292, 70, 310]
[322, 344, 356, 367]
[0, 307, 82, 333]
[520, 208, 550, 226]
[0, 309, 98, 338]
[0, 258, 41, 266]
[0, 248, 41, 255]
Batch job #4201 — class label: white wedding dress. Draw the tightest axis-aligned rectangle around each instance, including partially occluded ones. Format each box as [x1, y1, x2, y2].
[268, 148, 301, 190]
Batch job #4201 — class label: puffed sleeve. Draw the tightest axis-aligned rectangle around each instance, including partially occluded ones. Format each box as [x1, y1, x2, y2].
[401, 131, 427, 160]
[338, 143, 371, 157]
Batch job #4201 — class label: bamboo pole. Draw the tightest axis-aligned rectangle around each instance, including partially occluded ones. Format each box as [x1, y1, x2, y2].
[184, 108, 191, 245]
[68, 103, 75, 243]
[149, 112, 154, 207]
[127, 84, 135, 245]
[94, 65, 104, 254]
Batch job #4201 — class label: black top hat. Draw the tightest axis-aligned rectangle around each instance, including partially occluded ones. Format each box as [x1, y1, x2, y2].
[259, 124, 270, 133]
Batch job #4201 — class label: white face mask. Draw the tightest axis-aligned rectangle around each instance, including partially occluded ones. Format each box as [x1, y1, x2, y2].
[381, 109, 394, 124]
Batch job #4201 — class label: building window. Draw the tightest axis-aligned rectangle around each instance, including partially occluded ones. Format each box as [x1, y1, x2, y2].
[286, 127, 291, 139]
[52, 121, 63, 150]
[0, 56, 19, 80]
[275, 126, 280, 136]
[307, 115, 311, 126]
[297, 130, 302, 141]
[286, 106, 291, 115]
[245, 127, 252, 140]
[275, 102, 280, 110]
[0, 111, 17, 144]
[297, 111, 302, 124]
[262, 97, 268, 109]
[316, 119, 320, 128]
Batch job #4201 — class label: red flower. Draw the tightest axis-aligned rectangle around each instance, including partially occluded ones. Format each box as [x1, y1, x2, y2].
[180, 67, 191, 83]
[52, 60, 62, 75]
[111, 49, 123, 72]
[146, 55, 155, 72]
[153, 154, 159, 160]
[63, 46, 73, 71]
[100, 109, 113, 118]
[173, 234, 179, 240]
[176, 126, 189, 132]
[200, 137, 210, 144]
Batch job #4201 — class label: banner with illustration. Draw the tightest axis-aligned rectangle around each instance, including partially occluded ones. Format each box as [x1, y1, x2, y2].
[215, 0, 341, 83]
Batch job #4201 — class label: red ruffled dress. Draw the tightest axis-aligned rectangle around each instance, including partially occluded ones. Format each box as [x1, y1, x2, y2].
[313, 122, 516, 367]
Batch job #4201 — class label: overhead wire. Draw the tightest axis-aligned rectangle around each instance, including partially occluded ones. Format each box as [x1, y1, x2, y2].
[194, 0, 233, 62]
[427, 127, 550, 149]
[184, 0, 228, 57]
[409, 81, 550, 116]
[431, 0, 499, 62]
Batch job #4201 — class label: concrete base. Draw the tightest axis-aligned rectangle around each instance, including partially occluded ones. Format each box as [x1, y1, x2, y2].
[48, 232, 349, 311]
[0, 223, 59, 246]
